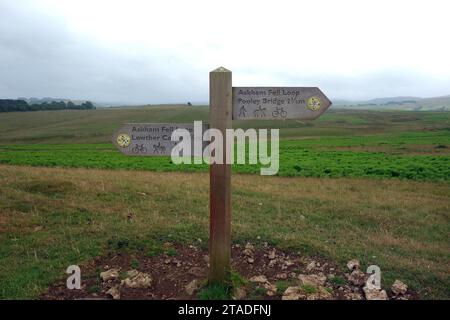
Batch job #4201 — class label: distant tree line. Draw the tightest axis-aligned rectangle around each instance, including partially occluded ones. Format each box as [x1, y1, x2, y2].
[0, 99, 95, 112]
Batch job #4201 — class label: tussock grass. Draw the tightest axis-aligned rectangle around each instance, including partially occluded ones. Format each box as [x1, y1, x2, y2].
[0, 165, 448, 299]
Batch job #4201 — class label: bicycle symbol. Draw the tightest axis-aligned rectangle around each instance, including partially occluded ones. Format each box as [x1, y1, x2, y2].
[153, 142, 166, 154]
[253, 105, 266, 118]
[272, 106, 287, 119]
[132, 144, 148, 154]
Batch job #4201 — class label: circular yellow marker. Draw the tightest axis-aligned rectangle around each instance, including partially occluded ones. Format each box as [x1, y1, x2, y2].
[306, 96, 321, 111]
[116, 133, 131, 148]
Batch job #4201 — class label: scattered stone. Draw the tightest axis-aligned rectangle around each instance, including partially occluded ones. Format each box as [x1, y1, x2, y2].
[347, 269, 366, 286]
[232, 287, 247, 300]
[298, 274, 327, 287]
[391, 280, 408, 295]
[284, 259, 294, 267]
[203, 255, 210, 263]
[106, 286, 120, 300]
[249, 275, 268, 283]
[306, 261, 316, 272]
[268, 249, 276, 260]
[344, 292, 363, 300]
[185, 279, 201, 296]
[347, 259, 360, 271]
[305, 286, 333, 300]
[245, 243, 254, 251]
[363, 286, 388, 300]
[188, 266, 204, 277]
[275, 273, 288, 280]
[268, 259, 277, 268]
[100, 268, 120, 282]
[282, 287, 305, 300]
[243, 243, 254, 257]
[121, 270, 152, 289]
[247, 257, 254, 264]
[264, 283, 277, 296]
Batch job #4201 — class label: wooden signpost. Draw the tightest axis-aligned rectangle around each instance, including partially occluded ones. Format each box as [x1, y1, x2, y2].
[112, 67, 332, 286]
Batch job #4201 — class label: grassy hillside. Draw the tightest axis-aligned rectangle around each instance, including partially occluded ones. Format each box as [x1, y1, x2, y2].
[334, 95, 450, 111]
[0, 106, 449, 144]
[0, 107, 449, 181]
[0, 165, 448, 299]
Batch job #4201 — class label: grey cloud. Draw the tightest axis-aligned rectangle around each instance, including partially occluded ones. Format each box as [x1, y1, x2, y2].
[1, 2, 449, 104]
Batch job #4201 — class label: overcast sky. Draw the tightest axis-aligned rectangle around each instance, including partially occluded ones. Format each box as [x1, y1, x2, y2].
[1, 0, 450, 104]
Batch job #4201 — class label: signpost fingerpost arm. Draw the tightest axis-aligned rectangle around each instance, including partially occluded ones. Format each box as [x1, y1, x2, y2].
[209, 67, 232, 284]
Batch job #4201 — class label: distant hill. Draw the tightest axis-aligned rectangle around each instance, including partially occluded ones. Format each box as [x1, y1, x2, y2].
[333, 95, 450, 111]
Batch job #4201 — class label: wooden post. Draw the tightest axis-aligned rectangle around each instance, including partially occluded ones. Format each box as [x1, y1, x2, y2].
[209, 67, 232, 284]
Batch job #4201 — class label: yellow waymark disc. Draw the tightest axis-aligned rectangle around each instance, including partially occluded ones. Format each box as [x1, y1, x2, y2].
[116, 133, 131, 148]
[306, 96, 321, 111]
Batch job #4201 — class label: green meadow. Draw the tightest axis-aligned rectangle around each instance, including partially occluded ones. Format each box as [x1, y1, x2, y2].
[0, 107, 449, 181]
[0, 106, 449, 299]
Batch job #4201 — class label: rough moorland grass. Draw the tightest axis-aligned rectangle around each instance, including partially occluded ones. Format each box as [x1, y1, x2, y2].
[0, 165, 448, 299]
[0, 107, 448, 145]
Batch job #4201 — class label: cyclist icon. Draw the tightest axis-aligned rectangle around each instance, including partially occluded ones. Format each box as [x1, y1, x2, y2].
[132, 144, 148, 154]
[272, 106, 287, 119]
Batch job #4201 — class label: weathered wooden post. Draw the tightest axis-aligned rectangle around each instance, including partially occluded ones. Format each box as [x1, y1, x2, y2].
[208, 67, 232, 284]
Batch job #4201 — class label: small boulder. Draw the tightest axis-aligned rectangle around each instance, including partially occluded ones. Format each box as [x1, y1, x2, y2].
[282, 286, 305, 300]
[267, 249, 276, 260]
[275, 273, 288, 280]
[344, 292, 363, 300]
[391, 280, 408, 295]
[100, 268, 120, 282]
[249, 275, 268, 283]
[264, 283, 277, 296]
[363, 286, 388, 300]
[185, 279, 201, 296]
[121, 270, 152, 289]
[106, 286, 121, 300]
[305, 261, 316, 272]
[298, 274, 327, 287]
[243, 244, 254, 257]
[347, 259, 360, 271]
[347, 269, 366, 286]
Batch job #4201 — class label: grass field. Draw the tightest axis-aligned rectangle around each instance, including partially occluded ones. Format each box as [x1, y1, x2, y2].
[0, 107, 449, 181]
[0, 165, 448, 299]
[0, 106, 449, 299]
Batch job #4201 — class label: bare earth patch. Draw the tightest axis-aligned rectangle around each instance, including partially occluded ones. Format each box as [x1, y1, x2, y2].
[40, 243, 418, 300]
